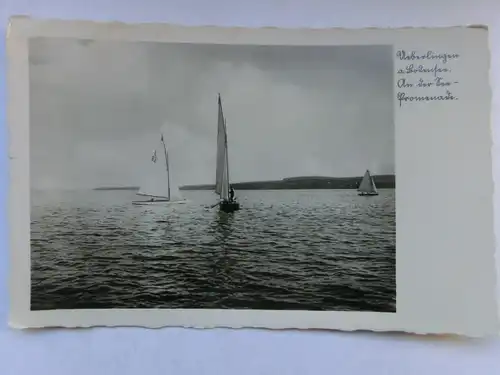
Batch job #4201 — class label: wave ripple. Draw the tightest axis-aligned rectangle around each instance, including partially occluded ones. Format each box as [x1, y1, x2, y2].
[30, 189, 396, 312]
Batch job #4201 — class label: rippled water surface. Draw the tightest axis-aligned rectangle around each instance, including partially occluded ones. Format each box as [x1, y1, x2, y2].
[31, 189, 396, 312]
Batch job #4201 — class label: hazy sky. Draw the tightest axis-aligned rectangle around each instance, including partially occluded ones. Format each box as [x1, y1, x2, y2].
[29, 38, 394, 189]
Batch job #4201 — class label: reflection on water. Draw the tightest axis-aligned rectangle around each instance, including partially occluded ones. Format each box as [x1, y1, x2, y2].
[31, 189, 396, 312]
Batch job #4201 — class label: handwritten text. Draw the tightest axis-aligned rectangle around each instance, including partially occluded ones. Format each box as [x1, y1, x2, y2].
[396, 50, 460, 64]
[397, 91, 457, 107]
[395, 49, 460, 107]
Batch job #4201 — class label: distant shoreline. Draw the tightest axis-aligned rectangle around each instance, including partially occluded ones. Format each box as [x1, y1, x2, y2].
[93, 174, 395, 191]
[94, 186, 140, 191]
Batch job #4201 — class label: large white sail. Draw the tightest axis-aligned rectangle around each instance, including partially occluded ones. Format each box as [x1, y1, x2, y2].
[358, 169, 378, 194]
[137, 134, 184, 200]
[215, 94, 230, 201]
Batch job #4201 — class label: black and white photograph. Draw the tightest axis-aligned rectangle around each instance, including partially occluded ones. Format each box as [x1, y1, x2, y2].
[8, 19, 499, 335]
[29, 37, 396, 313]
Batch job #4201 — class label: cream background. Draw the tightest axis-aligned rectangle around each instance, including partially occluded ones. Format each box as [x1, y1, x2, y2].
[7, 19, 498, 337]
[2, 1, 500, 374]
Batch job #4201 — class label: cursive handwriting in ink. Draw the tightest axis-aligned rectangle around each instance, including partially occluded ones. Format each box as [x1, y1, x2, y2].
[396, 50, 460, 64]
[395, 48, 460, 106]
[397, 90, 458, 107]
[397, 64, 450, 77]
[397, 78, 413, 88]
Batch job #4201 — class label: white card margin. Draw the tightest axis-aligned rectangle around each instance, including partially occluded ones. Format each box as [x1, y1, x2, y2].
[7, 17, 498, 336]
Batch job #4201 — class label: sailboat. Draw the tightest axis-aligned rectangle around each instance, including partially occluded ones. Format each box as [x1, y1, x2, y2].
[132, 133, 187, 205]
[357, 169, 379, 196]
[214, 93, 240, 213]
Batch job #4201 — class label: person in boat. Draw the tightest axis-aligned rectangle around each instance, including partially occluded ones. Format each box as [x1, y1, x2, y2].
[229, 186, 235, 203]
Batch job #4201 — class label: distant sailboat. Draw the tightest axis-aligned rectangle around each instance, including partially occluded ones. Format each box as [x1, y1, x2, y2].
[132, 133, 187, 205]
[357, 169, 379, 196]
[214, 94, 240, 212]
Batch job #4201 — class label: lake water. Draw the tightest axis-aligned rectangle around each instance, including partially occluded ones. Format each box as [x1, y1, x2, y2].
[31, 189, 396, 312]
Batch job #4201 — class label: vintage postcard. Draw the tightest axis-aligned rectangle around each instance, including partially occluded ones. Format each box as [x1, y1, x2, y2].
[7, 17, 498, 336]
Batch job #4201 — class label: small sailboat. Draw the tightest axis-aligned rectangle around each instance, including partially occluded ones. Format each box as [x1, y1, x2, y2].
[357, 169, 379, 196]
[132, 133, 187, 205]
[214, 94, 240, 213]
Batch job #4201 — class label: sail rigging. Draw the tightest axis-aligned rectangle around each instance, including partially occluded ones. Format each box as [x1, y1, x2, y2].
[135, 132, 185, 201]
[215, 94, 230, 201]
[161, 134, 171, 200]
[358, 169, 378, 195]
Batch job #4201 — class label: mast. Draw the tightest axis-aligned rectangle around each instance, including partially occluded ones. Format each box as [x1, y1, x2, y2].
[224, 117, 230, 195]
[160, 133, 170, 200]
[216, 93, 230, 200]
[215, 93, 223, 197]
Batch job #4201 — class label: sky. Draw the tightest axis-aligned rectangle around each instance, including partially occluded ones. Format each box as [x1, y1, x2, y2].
[29, 38, 394, 190]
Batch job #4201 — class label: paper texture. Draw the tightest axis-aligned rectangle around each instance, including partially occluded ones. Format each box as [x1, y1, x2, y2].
[7, 17, 498, 336]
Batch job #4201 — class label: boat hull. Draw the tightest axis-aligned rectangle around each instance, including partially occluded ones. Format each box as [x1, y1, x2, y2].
[132, 199, 188, 206]
[219, 201, 240, 212]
